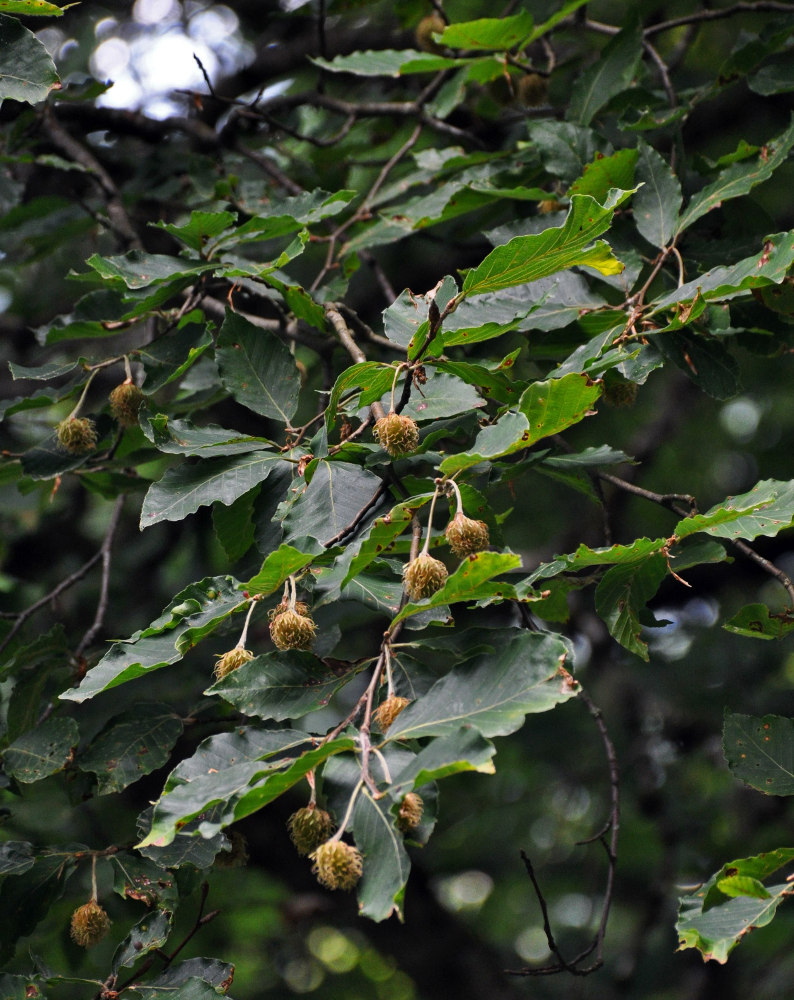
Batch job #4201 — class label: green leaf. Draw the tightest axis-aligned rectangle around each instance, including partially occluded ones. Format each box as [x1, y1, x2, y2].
[312, 49, 462, 78]
[0, 849, 78, 962]
[392, 551, 521, 625]
[138, 737, 355, 848]
[140, 411, 272, 458]
[723, 604, 794, 640]
[339, 499, 430, 589]
[716, 875, 772, 900]
[60, 576, 248, 702]
[282, 460, 383, 548]
[398, 373, 485, 421]
[154, 210, 237, 251]
[0, 1, 73, 13]
[144, 958, 235, 995]
[206, 652, 360, 721]
[85, 250, 215, 288]
[0, 842, 34, 876]
[676, 118, 794, 234]
[569, 149, 638, 202]
[216, 311, 300, 423]
[439, 12, 534, 51]
[78, 703, 183, 795]
[634, 141, 683, 248]
[386, 630, 575, 739]
[113, 910, 173, 972]
[244, 543, 315, 595]
[440, 373, 602, 474]
[723, 713, 794, 795]
[567, 22, 643, 127]
[140, 452, 280, 528]
[325, 361, 394, 432]
[432, 357, 521, 406]
[111, 854, 178, 908]
[389, 727, 496, 792]
[676, 849, 794, 962]
[595, 553, 669, 660]
[213, 488, 257, 562]
[674, 479, 794, 543]
[2, 717, 79, 783]
[354, 789, 411, 922]
[655, 330, 740, 400]
[461, 193, 628, 298]
[0, 13, 58, 105]
[138, 322, 213, 393]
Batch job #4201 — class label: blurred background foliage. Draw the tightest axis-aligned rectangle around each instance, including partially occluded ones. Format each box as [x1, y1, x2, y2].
[1, 1, 794, 998]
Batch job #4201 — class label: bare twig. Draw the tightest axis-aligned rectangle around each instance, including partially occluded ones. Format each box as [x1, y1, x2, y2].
[74, 497, 125, 659]
[323, 479, 391, 549]
[509, 685, 620, 977]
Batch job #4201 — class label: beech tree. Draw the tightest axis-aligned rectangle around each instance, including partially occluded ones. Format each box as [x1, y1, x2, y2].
[2, 1, 794, 998]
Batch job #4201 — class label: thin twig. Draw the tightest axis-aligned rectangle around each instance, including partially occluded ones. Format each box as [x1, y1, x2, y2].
[74, 497, 125, 659]
[323, 480, 390, 549]
[508, 684, 620, 977]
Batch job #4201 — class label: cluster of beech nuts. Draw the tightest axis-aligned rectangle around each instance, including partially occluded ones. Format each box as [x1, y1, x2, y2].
[56, 379, 144, 454]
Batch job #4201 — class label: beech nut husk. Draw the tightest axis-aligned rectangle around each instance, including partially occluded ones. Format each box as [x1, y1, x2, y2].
[288, 805, 335, 856]
[374, 695, 410, 733]
[70, 900, 111, 948]
[109, 382, 145, 427]
[310, 839, 363, 891]
[396, 792, 424, 833]
[373, 411, 419, 458]
[214, 647, 254, 680]
[269, 608, 316, 651]
[445, 512, 490, 558]
[56, 417, 97, 454]
[402, 553, 448, 601]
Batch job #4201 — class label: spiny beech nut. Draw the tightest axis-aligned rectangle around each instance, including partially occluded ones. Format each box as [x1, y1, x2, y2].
[396, 792, 424, 833]
[56, 417, 97, 454]
[109, 382, 145, 427]
[214, 646, 254, 680]
[445, 512, 490, 558]
[415, 13, 446, 53]
[373, 411, 419, 458]
[310, 839, 363, 891]
[402, 553, 448, 601]
[288, 804, 335, 856]
[602, 377, 639, 408]
[374, 695, 410, 733]
[70, 900, 111, 948]
[269, 607, 316, 651]
[538, 199, 563, 215]
[517, 72, 548, 107]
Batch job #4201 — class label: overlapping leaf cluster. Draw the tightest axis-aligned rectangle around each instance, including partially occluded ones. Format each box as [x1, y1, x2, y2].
[1, 1, 794, 993]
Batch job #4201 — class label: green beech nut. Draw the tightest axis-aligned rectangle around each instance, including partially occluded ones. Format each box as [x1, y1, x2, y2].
[56, 417, 97, 454]
[396, 792, 424, 833]
[402, 553, 448, 601]
[288, 805, 335, 856]
[269, 608, 316, 651]
[109, 382, 145, 427]
[214, 647, 254, 680]
[310, 839, 363, 891]
[373, 411, 420, 458]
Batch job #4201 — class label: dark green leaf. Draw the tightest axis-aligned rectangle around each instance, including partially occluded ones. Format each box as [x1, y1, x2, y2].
[2, 717, 78, 783]
[386, 630, 575, 739]
[60, 576, 248, 703]
[206, 651, 360, 721]
[655, 330, 740, 400]
[215, 311, 300, 423]
[139, 737, 355, 849]
[0, 841, 34, 876]
[676, 119, 794, 233]
[354, 789, 411, 922]
[140, 452, 280, 528]
[0, 849, 78, 962]
[85, 250, 215, 288]
[282, 459, 383, 548]
[389, 727, 496, 792]
[634, 141, 683, 248]
[78, 703, 183, 794]
[140, 411, 273, 457]
[0, 13, 58, 105]
[113, 909, 173, 972]
[723, 713, 794, 795]
[111, 854, 178, 908]
[154, 211, 237, 251]
[567, 22, 643, 127]
[213, 488, 257, 562]
[138, 322, 213, 393]
[595, 553, 669, 660]
[569, 149, 638, 202]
